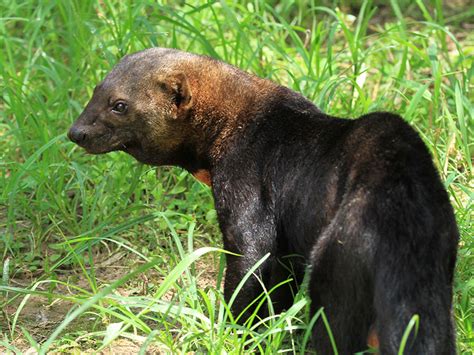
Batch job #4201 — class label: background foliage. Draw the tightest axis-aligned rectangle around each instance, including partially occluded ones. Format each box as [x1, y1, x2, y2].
[1, 0, 472, 353]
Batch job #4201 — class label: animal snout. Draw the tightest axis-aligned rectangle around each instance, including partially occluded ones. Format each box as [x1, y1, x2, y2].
[68, 125, 87, 144]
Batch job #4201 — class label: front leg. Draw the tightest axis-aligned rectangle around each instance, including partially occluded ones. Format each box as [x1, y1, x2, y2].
[221, 212, 277, 322]
[212, 164, 284, 321]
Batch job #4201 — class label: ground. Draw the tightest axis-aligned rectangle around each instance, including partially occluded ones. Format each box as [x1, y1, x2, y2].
[0, 0, 472, 353]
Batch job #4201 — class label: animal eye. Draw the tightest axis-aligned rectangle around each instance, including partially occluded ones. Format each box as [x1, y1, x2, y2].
[112, 101, 128, 114]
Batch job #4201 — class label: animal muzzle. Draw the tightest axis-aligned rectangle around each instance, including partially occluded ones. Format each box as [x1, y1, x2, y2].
[68, 125, 88, 145]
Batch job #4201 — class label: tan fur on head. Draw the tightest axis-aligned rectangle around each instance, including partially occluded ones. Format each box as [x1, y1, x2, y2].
[128, 49, 276, 185]
[155, 70, 193, 120]
[68, 48, 279, 175]
[150, 51, 277, 157]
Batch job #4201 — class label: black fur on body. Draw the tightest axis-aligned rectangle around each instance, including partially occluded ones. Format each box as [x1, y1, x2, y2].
[68, 48, 459, 354]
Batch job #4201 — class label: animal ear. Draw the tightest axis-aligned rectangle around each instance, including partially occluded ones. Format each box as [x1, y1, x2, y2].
[157, 72, 193, 119]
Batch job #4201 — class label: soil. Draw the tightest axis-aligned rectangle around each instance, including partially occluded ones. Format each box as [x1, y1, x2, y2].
[0, 250, 220, 353]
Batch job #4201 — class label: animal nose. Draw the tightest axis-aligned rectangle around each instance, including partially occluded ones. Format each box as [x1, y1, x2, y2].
[68, 125, 87, 144]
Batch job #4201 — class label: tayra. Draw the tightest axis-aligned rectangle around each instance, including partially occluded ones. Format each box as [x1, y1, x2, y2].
[68, 48, 458, 354]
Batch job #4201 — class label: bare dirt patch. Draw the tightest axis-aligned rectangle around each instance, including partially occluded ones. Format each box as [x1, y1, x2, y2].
[1, 249, 221, 353]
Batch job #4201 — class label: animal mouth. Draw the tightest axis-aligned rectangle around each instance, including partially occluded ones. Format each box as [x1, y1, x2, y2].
[81, 134, 122, 155]
[120, 141, 142, 156]
[76, 131, 140, 156]
[82, 145, 116, 154]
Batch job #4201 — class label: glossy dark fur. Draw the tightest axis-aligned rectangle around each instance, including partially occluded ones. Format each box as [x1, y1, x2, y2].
[69, 48, 458, 354]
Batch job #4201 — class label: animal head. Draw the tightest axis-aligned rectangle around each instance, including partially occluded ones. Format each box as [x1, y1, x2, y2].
[68, 48, 202, 167]
[68, 48, 278, 169]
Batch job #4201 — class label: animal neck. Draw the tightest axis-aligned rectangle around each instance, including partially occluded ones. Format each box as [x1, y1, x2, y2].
[186, 63, 277, 163]
[179, 58, 321, 176]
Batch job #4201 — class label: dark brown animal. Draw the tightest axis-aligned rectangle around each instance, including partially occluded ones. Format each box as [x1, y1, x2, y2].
[68, 48, 458, 354]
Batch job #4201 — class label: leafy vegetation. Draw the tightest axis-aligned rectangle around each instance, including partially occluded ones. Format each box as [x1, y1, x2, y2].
[1, 0, 472, 353]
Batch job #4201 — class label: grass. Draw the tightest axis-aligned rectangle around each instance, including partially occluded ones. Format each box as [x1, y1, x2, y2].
[0, 0, 472, 353]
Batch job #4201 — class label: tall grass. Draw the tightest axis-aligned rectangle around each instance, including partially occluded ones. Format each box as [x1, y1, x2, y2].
[0, 0, 472, 353]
